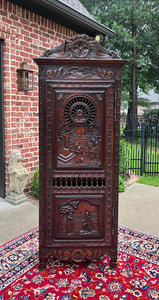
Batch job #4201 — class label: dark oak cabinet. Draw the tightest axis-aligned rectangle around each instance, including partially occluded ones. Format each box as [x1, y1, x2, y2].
[34, 34, 126, 269]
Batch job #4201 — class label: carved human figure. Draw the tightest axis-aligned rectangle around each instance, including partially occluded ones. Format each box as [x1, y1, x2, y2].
[81, 211, 92, 233]
[66, 211, 73, 235]
[8, 149, 28, 195]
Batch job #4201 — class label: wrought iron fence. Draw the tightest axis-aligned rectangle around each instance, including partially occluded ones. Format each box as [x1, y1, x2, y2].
[121, 117, 159, 175]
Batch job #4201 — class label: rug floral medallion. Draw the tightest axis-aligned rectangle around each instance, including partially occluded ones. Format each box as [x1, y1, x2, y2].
[0, 226, 159, 300]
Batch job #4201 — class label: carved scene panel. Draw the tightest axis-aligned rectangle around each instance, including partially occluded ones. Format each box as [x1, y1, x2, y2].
[57, 123, 102, 167]
[53, 195, 105, 240]
[53, 92, 106, 169]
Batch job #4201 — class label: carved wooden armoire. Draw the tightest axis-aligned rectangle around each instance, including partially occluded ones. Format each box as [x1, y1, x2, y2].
[34, 34, 126, 269]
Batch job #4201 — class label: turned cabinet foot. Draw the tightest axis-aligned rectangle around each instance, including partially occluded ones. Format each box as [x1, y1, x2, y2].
[110, 252, 117, 270]
[110, 259, 117, 270]
[39, 260, 47, 270]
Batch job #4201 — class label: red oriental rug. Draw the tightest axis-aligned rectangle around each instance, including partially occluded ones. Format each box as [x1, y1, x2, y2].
[0, 226, 159, 300]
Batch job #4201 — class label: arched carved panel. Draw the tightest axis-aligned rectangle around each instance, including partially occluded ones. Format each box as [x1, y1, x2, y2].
[56, 94, 103, 168]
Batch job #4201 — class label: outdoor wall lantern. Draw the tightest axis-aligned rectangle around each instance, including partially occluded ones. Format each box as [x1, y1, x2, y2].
[17, 61, 34, 91]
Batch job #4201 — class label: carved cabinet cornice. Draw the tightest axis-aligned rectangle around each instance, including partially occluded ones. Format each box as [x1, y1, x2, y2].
[34, 34, 126, 269]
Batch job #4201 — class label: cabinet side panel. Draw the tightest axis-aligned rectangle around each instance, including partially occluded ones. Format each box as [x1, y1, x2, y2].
[39, 66, 47, 247]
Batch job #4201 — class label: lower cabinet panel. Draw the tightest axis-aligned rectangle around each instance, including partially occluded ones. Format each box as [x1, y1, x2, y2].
[51, 194, 106, 241]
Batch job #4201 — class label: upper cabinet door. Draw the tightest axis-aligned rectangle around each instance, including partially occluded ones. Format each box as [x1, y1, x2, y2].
[53, 89, 106, 170]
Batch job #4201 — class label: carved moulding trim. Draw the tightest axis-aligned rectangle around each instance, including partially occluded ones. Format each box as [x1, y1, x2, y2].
[51, 188, 105, 195]
[53, 248, 102, 263]
[46, 67, 114, 80]
[114, 68, 122, 80]
[59, 197, 100, 209]
[39, 247, 117, 268]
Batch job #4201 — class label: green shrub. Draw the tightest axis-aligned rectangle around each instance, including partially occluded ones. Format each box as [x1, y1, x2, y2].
[144, 109, 159, 127]
[119, 127, 128, 179]
[31, 167, 39, 199]
[118, 175, 125, 192]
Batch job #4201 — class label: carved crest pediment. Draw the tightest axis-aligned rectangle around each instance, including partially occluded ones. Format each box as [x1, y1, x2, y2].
[42, 34, 120, 60]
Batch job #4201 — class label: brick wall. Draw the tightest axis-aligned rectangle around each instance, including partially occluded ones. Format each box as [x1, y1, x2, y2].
[0, 0, 76, 193]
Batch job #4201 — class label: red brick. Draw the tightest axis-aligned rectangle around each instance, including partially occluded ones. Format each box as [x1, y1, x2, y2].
[20, 51, 29, 57]
[10, 14, 18, 21]
[30, 32, 38, 39]
[21, 40, 29, 47]
[20, 29, 28, 36]
[1, 10, 7, 17]
[1, 0, 75, 190]
[19, 18, 29, 26]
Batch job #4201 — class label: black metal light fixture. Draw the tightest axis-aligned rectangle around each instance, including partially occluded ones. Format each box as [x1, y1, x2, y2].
[17, 61, 33, 91]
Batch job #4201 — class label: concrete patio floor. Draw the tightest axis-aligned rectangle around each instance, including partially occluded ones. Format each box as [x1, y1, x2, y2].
[0, 199, 39, 245]
[119, 183, 159, 236]
[0, 182, 159, 245]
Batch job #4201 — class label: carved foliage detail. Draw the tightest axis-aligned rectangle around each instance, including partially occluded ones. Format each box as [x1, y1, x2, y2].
[47, 67, 114, 80]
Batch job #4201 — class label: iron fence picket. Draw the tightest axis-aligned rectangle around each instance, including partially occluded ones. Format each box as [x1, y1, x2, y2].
[121, 117, 159, 175]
